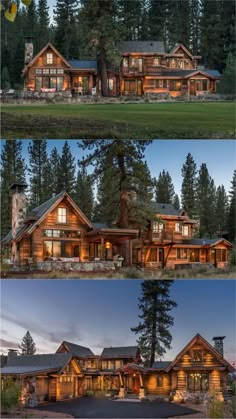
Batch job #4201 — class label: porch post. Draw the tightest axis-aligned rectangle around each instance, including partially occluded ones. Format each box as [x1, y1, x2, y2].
[101, 237, 105, 260]
[129, 239, 133, 266]
[138, 373, 146, 399]
[118, 372, 125, 398]
[56, 377, 60, 401]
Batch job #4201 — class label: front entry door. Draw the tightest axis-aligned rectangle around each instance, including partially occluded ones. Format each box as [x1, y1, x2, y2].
[190, 80, 195, 95]
[211, 249, 217, 267]
[137, 80, 143, 96]
[132, 376, 140, 393]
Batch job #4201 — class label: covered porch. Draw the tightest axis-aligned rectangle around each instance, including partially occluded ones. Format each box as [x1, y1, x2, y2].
[117, 364, 148, 399]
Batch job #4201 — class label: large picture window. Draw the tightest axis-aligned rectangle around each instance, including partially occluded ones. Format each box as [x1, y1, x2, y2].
[187, 373, 209, 391]
[177, 248, 188, 259]
[35, 76, 64, 91]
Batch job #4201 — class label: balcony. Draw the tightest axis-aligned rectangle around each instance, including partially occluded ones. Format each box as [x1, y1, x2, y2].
[151, 230, 174, 242]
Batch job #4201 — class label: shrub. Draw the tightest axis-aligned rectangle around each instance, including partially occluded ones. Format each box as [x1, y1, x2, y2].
[1, 377, 21, 413]
[85, 390, 94, 397]
[207, 392, 225, 418]
[229, 248, 236, 267]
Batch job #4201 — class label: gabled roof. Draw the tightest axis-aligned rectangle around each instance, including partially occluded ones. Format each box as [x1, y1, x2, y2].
[57, 341, 94, 357]
[151, 202, 179, 216]
[166, 334, 235, 373]
[101, 346, 139, 358]
[119, 41, 165, 54]
[5, 353, 72, 375]
[145, 69, 220, 79]
[2, 191, 95, 244]
[170, 43, 196, 59]
[68, 60, 97, 70]
[183, 238, 233, 247]
[22, 42, 71, 76]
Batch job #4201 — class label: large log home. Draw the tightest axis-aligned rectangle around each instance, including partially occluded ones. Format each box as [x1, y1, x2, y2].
[22, 39, 220, 97]
[1, 185, 232, 270]
[1, 335, 234, 405]
[134, 203, 233, 270]
[1, 183, 138, 267]
[120, 41, 221, 96]
[22, 39, 119, 96]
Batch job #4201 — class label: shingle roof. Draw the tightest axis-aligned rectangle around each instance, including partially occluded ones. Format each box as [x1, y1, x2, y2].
[6, 353, 71, 373]
[93, 222, 109, 229]
[182, 238, 222, 246]
[145, 69, 221, 78]
[151, 202, 179, 216]
[68, 60, 97, 70]
[151, 361, 171, 370]
[101, 346, 138, 358]
[62, 341, 94, 357]
[29, 191, 65, 219]
[1, 365, 60, 375]
[119, 41, 165, 54]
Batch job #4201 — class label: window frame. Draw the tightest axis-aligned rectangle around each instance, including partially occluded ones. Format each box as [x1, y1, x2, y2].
[46, 52, 53, 65]
[58, 207, 67, 224]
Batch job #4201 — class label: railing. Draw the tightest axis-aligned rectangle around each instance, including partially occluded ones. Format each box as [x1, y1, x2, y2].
[151, 230, 174, 242]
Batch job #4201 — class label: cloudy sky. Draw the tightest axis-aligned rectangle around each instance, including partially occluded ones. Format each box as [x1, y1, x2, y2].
[2, 139, 235, 198]
[1, 280, 235, 366]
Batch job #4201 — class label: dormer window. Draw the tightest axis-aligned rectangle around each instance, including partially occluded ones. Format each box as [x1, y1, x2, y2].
[175, 222, 181, 232]
[182, 225, 189, 236]
[153, 56, 160, 66]
[46, 53, 53, 65]
[58, 207, 67, 223]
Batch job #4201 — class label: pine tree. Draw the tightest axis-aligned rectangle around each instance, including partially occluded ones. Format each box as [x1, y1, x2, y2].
[148, 0, 169, 45]
[189, 0, 201, 55]
[155, 170, 175, 204]
[57, 141, 76, 196]
[214, 185, 228, 236]
[28, 140, 48, 208]
[218, 52, 236, 94]
[0, 140, 26, 238]
[131, 280, 177, 367]
[118, 0, 144, 41]
[181, 153, 197, 218]
[75, 162, 94, 219]
[173, 194, 180, 210]
[19, 331, 36, 355]
[200, 0, 225, 70]
[196, 163, 216, 238]
[79, 0, 119, 96]
[37, 0, 51, 51]
[54, 0, 80, 59]
[49, 147, 61, 195]
[1, 66, 11, 89]
[79, 140, 153, 228]
[227, 170, 236, 242]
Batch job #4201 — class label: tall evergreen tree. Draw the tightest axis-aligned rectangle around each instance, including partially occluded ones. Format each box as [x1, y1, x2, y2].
[218, 52, 236, 94]
[37, 0, 51, 51]
[196, 163, 216, 238]
[131, 280, 177, 367]
[57, 141, 76, 196]
[148, 0, 169, 45]
[28, 140, 48, 208]
[155, 170, 175, 204]
[19, 331, 36, 355]
[54, 0, 80, 59]
[118, 0, 145, 41]
[181, 153, 197, 218]
[227, 170, 236, 242]
[79, 140, 153, 228]
[173, 194, 180, 211]
[49, 147, 61, 195]
[0, 140, 26, 238]
[214, 185, 228, 236]
[75, 163, 94, 219]
[189, 0, 201, 54]
[200, 0, 225, 70]
[79, 0, 119, 96]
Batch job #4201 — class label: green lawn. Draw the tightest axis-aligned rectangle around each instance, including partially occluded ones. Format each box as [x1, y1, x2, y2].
[1, 101, 235, 138]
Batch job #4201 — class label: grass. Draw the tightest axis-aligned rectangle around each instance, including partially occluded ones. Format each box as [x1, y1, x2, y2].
[2, 266, 235, 279]
[1, 102, 235, 138]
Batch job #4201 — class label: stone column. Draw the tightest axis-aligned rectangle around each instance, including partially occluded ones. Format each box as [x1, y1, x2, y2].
[138, 374, 146, 399]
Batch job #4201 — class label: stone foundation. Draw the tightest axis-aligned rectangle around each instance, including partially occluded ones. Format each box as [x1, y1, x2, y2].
[34, 261, 117, 272]
[118, 387, 126, 398]
[173, 390, 224, 403]
[139, 388, 146, 399]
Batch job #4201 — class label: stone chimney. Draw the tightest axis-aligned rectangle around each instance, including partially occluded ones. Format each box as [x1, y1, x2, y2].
[9, 183, 28, 264]
[7, 349, 18, 361]
[212, 336, 226, 356]
[24, 36, 34, 65]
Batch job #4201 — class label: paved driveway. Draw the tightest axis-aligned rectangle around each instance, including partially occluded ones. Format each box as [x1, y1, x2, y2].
[37, 397, 199, 418]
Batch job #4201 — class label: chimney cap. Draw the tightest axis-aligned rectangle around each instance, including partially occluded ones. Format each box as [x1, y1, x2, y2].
[212, 336, 226, 341]
[9, 182, 28, 192]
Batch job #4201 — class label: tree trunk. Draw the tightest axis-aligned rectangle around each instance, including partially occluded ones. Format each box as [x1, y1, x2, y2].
[100, 46, 108, 97]
[117, 153, 129, 228]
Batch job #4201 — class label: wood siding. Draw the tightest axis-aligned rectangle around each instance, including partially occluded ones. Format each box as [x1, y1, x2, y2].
[145, 373, 170, 395]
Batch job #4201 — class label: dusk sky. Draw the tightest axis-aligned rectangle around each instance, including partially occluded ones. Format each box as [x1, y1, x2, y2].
[1, 280, 235, 366]
[2, 139, 235, 198]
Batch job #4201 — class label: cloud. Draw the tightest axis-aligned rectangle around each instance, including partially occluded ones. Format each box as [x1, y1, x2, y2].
[0, 338, 19, 349]
[1, 310, 82, 348]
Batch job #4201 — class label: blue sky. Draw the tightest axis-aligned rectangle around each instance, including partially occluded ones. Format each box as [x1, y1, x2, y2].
[2, 140, 235, 198]
[1, 280, 235, 366]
